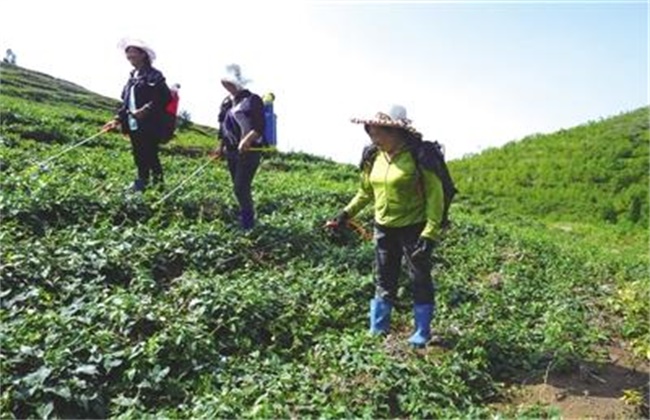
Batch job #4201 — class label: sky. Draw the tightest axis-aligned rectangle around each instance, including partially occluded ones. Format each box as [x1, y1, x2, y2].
[1, 0, 647, 164]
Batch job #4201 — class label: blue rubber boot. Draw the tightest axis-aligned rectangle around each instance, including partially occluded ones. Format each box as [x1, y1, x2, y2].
[408, 304, 434, 347]
[369, 297, 392, 335]
[240, 209, 255, 230]
[132, 179, 146, 192]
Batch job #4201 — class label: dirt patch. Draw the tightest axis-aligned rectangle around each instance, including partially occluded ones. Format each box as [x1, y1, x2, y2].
[380, 321, 451, 360]
[377, 324, 648, 418]
[502, 346, 649, 418]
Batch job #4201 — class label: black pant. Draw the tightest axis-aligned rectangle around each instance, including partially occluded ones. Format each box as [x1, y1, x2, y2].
[374, 222, 435, 304]
[129, 131, 163, 185]
[226, 150, 261, 214]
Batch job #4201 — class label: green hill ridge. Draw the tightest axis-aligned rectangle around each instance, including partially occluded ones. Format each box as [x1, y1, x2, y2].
[1, 62, 647, 418]
[451, 107, 649, 229]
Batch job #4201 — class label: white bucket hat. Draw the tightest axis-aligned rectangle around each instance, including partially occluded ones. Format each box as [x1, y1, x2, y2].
[118, 38, 156, 62]
[221, 63, 249, 90]
[351, 104, 420, 135]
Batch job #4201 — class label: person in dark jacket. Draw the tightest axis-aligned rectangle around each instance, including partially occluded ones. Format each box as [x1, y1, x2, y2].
[103, 39, 171, 192]
[213, 64, 266, 230]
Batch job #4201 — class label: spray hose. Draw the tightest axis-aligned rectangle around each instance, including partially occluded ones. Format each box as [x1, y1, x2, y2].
[23, 127, 110, 176]
[18, 128, 372, 244]
[152, 155, 218, 208]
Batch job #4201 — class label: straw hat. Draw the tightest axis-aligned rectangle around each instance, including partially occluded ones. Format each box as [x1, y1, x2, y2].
[351, 104, 420, 135]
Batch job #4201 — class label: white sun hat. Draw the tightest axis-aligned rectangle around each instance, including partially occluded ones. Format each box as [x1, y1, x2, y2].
[221, 63, 250, 90]
[118, 38, 156, 62]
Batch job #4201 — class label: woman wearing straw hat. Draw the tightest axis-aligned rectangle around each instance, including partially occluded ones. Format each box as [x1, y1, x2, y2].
[330, 105, 444, 347]
[103, 38, 171, 192]
[214, 64, 266, 230]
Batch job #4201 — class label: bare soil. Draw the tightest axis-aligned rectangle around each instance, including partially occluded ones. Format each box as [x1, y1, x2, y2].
[502, 345, 649, 419]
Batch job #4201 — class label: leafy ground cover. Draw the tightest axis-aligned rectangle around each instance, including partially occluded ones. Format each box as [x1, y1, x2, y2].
[1, 62, 648, 418]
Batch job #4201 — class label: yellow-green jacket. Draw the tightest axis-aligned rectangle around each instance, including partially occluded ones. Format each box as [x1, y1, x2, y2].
[344, 148, 444, 240]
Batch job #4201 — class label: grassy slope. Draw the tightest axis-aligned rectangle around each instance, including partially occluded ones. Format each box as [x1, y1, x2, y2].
[449, 108, 648, 253]
[1, 62, 647, 418]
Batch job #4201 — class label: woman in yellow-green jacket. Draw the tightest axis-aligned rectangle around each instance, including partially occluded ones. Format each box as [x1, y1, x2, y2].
[331, 105, 444, 347]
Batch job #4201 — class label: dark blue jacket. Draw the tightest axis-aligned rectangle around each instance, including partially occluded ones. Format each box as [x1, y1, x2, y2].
[218, 89, 266, 151]
[116, 66, 171, 138]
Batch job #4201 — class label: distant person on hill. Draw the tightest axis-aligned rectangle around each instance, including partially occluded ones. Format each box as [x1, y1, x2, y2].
[213, 64, 266, 230]
[327, 105, 444, 348]
[103, 38, 171, 192]
[4, 48, 16, 65]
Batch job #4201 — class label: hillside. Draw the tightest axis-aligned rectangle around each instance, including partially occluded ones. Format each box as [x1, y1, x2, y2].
[1, 63, 648, 418]
[450, 108, 649, 231]
[0, 62, 217, 149]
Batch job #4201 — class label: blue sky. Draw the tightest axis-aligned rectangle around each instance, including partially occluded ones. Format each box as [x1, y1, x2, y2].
[1, 1, 647, 163]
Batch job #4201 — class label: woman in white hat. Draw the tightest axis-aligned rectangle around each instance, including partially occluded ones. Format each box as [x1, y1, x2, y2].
[330, 105, 444, 347]
[103, 39, 171, 192]
[214, 64, 267, 230]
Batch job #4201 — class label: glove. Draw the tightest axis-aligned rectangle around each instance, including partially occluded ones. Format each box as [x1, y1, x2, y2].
[410, 237, 436, 260]
[325, 211, 349, 230]
[102, 119, 120, 132]
[336, 211, 349, 228]
[209, 143, 226, 160]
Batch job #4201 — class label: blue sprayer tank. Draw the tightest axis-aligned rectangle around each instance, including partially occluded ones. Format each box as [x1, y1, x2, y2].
[263, 93, 277, 146]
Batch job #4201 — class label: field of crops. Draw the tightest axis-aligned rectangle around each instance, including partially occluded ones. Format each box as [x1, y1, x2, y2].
[1, 63, 647, 418]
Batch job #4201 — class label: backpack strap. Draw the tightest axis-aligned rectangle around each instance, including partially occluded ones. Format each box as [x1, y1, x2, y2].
[218, 96, 233, 123]
[407, 145, 426, 202]
[411, 141, 442, 171]
[359, 144, 379, 172]
[410, 140, 458, 229]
